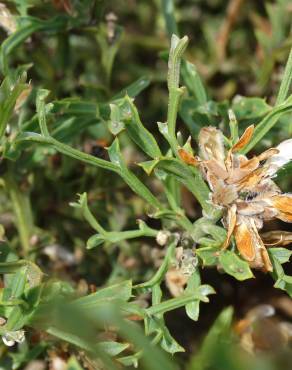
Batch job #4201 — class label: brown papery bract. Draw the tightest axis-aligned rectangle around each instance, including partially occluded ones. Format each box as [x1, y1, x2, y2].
[196, 126, 292, 272]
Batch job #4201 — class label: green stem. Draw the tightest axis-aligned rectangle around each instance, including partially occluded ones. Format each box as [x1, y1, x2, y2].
[163, 36, 222, 219]
[166, 35, 188, 155]
[167, 88, 184, 155]
[87, 222, 158, 248]
[77, 193, 107, 235]
[134, 240, 176, 290]
[175, 212, 195, 234]
[0, 299, 29, 309]
[106, 227, 158, 242]
[51, 136, 120, 171]
[146, 293, 202, 316]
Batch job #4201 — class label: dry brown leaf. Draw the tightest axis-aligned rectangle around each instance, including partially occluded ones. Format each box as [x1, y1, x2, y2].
[222, 204, 237, 249]
[165, 268, 188, 297]
[258, 148, 279, 162]
[260, 247, 273, 272]
[232, 125, 254, 152]
[199, 126, 225, 163]
[234, 220, 256, 262]
[203, 159, 228, 179]
[178, 148, 199, 166]
[261, 231, 292, 246]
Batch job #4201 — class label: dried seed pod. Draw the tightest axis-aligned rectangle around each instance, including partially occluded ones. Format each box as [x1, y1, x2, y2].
[179, 249, 198, 276]
[156, 230, 171, 246]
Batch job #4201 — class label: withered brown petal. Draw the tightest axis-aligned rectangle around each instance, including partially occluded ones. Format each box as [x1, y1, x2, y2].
[261, 231, 292, 246]
[225, 148, 233, 172]
[272, 195, 292, 214]
[178, 148, 199, 166]
[203, 159, 228, 180]
[258, 148, 279, 162]
[222, 204, 237, 249]
[271, 195, 292, 222]
[234, 221, 256, 261]
[232, 125, 254, 153]
[234, 218, 272, 271]
[199, 126, 225, 163]
[205, 171, 219, 191]
[237, 167, 266, 190]
[227, 157, 260, 184]
[260, 248, 273, 272]
[236, 201, 265, 217]
[212, 181, 238, 206]
[240, 156, 259, 170]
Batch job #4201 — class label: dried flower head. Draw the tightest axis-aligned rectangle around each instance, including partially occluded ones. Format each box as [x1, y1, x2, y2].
[182, 125, 292, 272]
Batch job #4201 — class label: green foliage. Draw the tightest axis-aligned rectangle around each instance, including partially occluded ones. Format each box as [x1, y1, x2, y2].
[187, 307, 234, 370]
[269, 248, 292, 297]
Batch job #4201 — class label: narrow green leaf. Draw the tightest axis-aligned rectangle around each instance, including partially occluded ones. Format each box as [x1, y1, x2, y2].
[117, 96, 161, 158]
[87, 234, 105, 248]
[46, 326, 95, 353]
[107, 138, 162, 209]
[0, 16, 67, 74]
[185, 271, 201, 321]
[219, 251, 254, 281]
[138, 159, 160, 175]
[269, 248, 292, 264]
[187, 307, 234, 370]
[181, 61, 207, 105]
[146, 290, 213, 316]
[168, 35, 188, 90]
[0, 73, 28, 141]
[108, 103, 124, 135]
[269, 249, 292, 297]
[16, 132, 119, 172]
[153, 157, 217, 217]
[197, 247, 219, 266]
[97, 341, 129, 356]
[276, 47, 292, 105]
[144, 284, 184, 354]
[112, 76, 151, 100]
[87, 220, 157, 249]
[74, 280, 132, 308]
